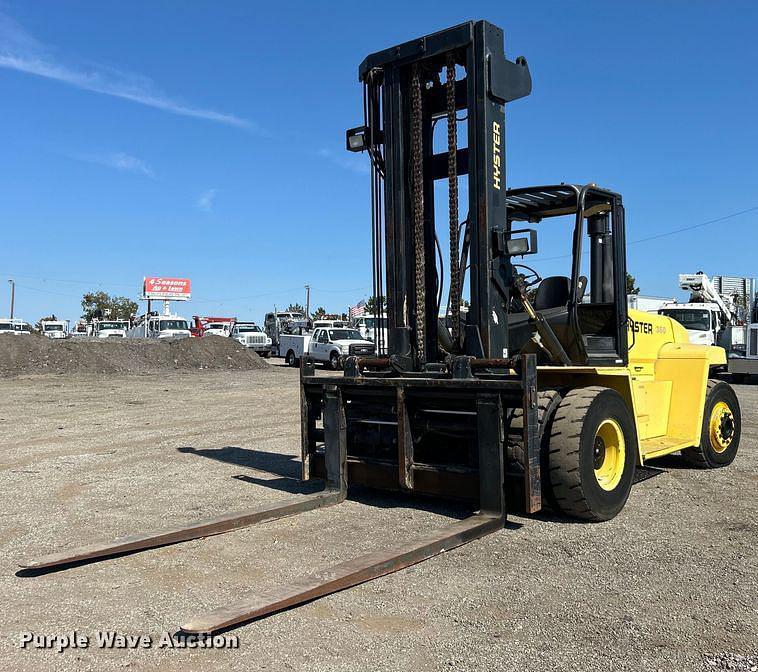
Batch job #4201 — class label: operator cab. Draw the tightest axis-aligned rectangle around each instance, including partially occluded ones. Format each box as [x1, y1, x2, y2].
[504, 184, 628, 367]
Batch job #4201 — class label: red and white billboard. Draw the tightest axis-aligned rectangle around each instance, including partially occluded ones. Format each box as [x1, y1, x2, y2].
[143, 277, 191, 301]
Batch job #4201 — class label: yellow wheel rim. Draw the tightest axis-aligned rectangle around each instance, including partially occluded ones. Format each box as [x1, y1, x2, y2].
[708, 401, 735, 453]
[593, 419, 626, 491]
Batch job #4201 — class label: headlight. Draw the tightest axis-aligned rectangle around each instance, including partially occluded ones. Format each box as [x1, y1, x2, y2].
[266, 338, 272, 345]
[340, 345, 350, 354]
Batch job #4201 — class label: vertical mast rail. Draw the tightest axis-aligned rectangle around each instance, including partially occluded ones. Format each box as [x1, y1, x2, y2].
[447, 53, 461, 349]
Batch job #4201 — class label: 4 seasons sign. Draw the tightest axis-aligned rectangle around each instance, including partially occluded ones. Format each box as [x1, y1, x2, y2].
[142, 277, 192, 301]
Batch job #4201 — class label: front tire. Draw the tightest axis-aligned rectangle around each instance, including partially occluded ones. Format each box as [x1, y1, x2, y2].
[682, 380, 740, 468]
[329, 351, 342, 370]
[547, 386, 637, 521]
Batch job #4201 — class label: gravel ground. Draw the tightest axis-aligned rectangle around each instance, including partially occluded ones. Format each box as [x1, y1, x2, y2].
[0, 366, 755, 672]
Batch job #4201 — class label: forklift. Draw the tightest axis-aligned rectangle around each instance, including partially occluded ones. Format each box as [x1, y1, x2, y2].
[21, 20, 741, 634]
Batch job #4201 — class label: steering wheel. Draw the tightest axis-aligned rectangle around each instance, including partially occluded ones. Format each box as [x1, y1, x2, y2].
[512, 263, 542, 289]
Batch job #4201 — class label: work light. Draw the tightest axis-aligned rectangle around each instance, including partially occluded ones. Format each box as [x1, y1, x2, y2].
[346, 126, 368, 152]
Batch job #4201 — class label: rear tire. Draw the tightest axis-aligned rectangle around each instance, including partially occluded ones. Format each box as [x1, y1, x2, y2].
[682, 380, 740, 468]
[286, 350, 298, 367]
[547, 386, 637, 521]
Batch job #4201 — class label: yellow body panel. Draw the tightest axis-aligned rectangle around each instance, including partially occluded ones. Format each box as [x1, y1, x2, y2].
[536, 308, 725, 464]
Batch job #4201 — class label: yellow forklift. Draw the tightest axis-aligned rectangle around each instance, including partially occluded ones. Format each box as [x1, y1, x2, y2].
[22, 20, 741, 634]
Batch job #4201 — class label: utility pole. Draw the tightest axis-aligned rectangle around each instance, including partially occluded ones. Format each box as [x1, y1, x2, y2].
[8, 279, 14, 319]
[305, 284, 311, 319]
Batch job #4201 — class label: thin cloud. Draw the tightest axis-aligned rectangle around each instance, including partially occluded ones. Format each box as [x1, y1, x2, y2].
[196, 189, 217, 213]
[316, 147, 369, 175]
[0, 11, 251, 130]
[73, 151, 156, 178]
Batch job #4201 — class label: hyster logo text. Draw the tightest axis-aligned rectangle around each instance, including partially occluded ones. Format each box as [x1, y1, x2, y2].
[629, 319, 653, 335]
[492, 121, 502, 190]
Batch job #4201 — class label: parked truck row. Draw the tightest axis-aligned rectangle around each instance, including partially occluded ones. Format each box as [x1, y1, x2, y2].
[8, 272, 758, 378]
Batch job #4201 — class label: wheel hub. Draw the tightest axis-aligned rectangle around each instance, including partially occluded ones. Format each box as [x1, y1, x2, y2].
[593, 436, 606, 469]
[719, 415, 734, 441]
[593, 419, 626, 491]
[709, 401, 735, 453]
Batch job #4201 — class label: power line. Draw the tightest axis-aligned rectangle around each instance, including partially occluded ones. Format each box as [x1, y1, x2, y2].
[14, 284, 81, 299]
[536, 203, 758, 263]
[0, 273, 135, 289]
[629, 205, 758, 244]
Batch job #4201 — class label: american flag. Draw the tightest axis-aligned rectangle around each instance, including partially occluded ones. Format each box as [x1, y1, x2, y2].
[349, 299, 366, 318]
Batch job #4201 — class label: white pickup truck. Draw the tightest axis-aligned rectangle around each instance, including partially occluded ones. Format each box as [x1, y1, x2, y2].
[231, 322, 272, 357]
[279, 326, 375, 369]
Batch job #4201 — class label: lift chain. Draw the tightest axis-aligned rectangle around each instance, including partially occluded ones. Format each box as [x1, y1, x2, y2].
[446, 53, 460, 349]
[411, 63, 426, 363]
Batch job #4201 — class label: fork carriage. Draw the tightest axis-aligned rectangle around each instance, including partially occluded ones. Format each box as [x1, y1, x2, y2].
[300, 353, 541, 518]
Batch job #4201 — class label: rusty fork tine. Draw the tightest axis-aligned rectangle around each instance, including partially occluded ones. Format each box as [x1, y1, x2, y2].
[181, 513, 502, 634]
[20, 490, 344, 571]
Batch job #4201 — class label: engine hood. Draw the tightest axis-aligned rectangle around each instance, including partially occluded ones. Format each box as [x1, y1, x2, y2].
[333, 339, 374, 347]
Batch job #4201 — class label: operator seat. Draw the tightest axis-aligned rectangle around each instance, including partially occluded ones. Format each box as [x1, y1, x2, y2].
[533, 275, 587, 310]
[534, 276, 569, 310]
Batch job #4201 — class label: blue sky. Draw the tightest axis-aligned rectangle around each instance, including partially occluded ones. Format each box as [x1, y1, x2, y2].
[1, 1, 757, 324]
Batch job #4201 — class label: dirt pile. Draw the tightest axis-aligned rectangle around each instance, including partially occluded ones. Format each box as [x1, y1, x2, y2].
[0, 334, 269, 376]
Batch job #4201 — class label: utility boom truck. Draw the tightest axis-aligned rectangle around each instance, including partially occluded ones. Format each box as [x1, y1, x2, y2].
[658, 273, 739, 347]
[264, 310, 308, 356]
[25, 20, 742, 636]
